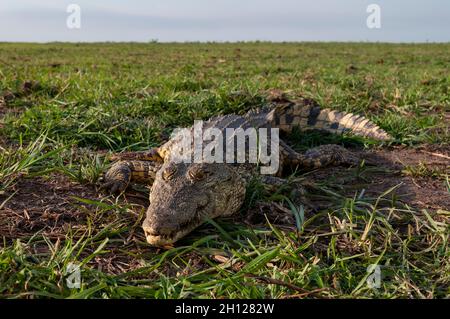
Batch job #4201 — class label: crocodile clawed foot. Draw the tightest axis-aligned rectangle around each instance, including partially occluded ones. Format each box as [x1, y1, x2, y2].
[99, 161, 133, 195]
[99, 179, 128, 194]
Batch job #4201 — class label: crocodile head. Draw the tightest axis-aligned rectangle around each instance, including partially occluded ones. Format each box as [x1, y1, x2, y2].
[142, 162, 246, 246]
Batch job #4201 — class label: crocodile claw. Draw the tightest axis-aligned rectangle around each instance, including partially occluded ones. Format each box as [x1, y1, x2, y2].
[99, 178, 128, 194]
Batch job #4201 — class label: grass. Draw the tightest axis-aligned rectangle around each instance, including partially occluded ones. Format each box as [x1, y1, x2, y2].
[0, 42, 449, 299]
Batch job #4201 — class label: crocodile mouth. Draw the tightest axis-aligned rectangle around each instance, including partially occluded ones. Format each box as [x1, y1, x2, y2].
[144, 202, 211, 246]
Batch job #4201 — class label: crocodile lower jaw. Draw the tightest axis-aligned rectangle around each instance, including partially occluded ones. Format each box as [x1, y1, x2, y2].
[145, 222, 201, 246]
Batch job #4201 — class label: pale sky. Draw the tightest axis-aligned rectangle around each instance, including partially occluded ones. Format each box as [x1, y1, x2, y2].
[0, 0, 449, 42]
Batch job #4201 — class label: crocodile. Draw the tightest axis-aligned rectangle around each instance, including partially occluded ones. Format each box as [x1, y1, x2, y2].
[102, 98, 391, 246]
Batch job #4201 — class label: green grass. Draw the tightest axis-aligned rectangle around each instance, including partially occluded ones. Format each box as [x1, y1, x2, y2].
[0, 42, 449, 299]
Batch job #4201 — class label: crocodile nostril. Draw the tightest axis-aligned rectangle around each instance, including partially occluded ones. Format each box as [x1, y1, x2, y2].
[143, 225, 156, 236]
[143, 222, 173, 236]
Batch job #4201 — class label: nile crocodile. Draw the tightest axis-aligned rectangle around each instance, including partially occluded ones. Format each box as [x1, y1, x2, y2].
[102, 98, 391, 246]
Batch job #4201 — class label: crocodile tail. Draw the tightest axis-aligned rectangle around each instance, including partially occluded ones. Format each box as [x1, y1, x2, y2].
[266, 100, 391, 141]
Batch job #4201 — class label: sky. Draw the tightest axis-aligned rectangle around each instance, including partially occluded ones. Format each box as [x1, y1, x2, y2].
[0, 0, 449, 42]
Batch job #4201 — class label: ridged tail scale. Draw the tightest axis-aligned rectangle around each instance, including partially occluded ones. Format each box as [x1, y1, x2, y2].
[267, 100, 391, 141]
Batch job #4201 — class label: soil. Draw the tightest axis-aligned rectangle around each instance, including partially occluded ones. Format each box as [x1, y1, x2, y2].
[0, 174, 102, 240]
[355, 145, 449, 210]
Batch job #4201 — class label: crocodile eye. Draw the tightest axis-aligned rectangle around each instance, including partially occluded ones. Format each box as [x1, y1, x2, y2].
[188, 166, 206, 181]
[162, 164, 177, 180]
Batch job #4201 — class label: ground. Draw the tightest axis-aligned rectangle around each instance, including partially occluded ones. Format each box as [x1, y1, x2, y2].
[0, 43, 449, 298]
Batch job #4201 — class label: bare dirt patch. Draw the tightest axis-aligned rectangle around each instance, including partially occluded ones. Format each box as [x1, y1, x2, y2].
[330, 145, 449, 210]
[370, 144, 449, 167]
[0, 174, 99, 240]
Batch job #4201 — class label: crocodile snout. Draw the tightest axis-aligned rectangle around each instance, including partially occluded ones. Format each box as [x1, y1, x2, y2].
[143, 218, 171, 235]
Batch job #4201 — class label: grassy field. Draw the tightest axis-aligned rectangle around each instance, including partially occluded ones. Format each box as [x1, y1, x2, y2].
[0, 42, 449, 299]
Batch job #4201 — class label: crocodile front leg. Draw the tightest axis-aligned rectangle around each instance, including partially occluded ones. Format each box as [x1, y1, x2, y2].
[101, 160, 162, 194]
[281, 142, 361, 170]
[109, 148, 163, 162]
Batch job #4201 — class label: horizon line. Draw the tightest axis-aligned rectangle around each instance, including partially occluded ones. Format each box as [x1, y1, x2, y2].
[1, 40, 450, 45]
